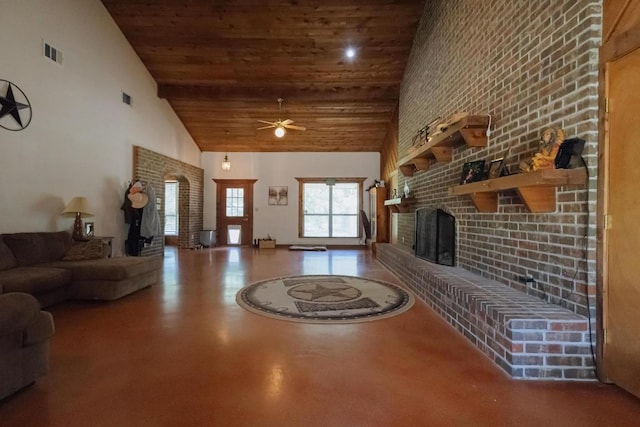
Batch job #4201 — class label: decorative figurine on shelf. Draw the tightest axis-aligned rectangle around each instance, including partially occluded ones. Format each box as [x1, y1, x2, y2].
[403, 182, 410, 198]
[392, 189, 398, 198]
[519, 127, 566, 172]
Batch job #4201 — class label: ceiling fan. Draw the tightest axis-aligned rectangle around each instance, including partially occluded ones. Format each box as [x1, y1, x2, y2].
[257, 98, 306, 138]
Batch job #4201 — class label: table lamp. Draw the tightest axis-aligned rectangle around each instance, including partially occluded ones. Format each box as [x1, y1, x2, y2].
[62, 197, 93, 240]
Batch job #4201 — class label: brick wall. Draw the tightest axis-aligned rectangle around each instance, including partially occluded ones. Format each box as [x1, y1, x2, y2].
[391, 0, 602, 318]
[133, 146, 204, 256]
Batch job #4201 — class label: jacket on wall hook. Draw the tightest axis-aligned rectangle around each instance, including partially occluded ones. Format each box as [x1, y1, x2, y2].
[120, 180, 160, 256]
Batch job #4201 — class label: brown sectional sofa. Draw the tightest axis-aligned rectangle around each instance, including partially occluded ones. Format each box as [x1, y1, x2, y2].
[0, 231, 162, 400]
[0, 231, 162, 307]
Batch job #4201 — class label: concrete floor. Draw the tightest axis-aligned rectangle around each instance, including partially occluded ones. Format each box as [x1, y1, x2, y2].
[1, 247, 639, 426]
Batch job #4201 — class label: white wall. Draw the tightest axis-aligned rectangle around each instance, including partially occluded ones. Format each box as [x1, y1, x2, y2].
[202, 152, 381, 245]
[0, 0, 200, 254]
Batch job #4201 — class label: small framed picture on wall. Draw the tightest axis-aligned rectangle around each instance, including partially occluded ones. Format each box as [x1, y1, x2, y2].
[268, 186, 288, 205]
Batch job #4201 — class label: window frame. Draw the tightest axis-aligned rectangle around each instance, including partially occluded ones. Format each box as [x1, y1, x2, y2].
[164, 180, 179, 236]
[295, 177, 365, 238]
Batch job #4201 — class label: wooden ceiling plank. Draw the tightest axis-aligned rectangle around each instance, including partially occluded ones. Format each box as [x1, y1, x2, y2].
[102, 0, 425, 152]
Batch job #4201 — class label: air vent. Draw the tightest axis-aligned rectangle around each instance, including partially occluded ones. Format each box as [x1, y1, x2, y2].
[43, 41, 63, 65]
[122, 92, 132, 106]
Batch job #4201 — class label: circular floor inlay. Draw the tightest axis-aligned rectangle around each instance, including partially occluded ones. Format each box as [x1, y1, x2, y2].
[236, 275, 414, 323]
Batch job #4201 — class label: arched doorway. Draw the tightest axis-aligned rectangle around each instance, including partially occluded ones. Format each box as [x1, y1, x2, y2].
[164, 173, 190, 248]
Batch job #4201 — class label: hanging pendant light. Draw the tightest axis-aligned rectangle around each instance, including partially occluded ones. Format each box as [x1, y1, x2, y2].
[221, 154, 231, 171]
[274, 125, 285, 138]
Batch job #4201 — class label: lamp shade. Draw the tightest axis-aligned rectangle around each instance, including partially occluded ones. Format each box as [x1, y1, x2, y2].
[62, 197, 93, 217]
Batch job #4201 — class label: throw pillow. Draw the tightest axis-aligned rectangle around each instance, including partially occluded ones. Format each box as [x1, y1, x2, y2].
[40, 231, 73, 261]
[3, 233, 46, 266]
[63, 239, 104, 261]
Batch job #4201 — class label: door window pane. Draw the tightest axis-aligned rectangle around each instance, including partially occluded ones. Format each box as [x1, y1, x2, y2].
[226, 188, 244, 217]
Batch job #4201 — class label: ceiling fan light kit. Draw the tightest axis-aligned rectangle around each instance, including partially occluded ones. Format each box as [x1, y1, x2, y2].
[257, 98, 306, 138]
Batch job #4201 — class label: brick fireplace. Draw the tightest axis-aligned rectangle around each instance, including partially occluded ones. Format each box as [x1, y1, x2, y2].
[377, 244, 595, 380]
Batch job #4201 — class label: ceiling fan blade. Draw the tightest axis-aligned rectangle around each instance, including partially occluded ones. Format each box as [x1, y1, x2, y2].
[284, 124, 306, 131]
[257, 120, 276, 125]
[257, 125, 276, 130]
[281, 119, 293, 126]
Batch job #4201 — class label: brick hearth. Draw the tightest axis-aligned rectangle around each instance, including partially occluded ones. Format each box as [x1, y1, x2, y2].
[377, 243, 595, 380]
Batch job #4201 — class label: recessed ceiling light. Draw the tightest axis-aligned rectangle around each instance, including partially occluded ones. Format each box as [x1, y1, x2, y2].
[345, 47, 356, 59]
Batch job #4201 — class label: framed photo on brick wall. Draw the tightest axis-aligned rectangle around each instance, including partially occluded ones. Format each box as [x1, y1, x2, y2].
[460, 160, 485, 184]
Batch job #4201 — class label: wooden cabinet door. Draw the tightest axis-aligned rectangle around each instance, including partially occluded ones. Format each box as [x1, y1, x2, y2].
[369, 187, 389, 243]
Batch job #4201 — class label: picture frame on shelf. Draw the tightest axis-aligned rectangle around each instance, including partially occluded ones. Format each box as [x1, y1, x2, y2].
[555, 137, 586, 169]
[460, 160, 486, 184]
[487, 145, 513, 179]
[84, 222, 94, 237]
[488, 158, 505, 179]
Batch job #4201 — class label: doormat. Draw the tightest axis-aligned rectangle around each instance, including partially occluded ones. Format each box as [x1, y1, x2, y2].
[288, 245, 327, 251]
[236, 275, 414, 323]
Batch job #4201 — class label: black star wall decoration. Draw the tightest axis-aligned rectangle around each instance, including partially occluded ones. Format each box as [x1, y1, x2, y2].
[0, 80, 32, 131]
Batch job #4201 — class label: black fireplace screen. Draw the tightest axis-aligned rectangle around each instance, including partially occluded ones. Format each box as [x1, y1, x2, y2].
[415, 208, 455, 266]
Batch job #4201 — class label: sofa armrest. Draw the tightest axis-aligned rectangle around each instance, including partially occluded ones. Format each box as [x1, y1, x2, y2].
[0, 292, 40, 336]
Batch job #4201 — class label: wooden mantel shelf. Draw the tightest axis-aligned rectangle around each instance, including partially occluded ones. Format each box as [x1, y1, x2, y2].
[384, 197, 416, 213]
[448, 168, 587, 213]
[398, 115, 490, 177]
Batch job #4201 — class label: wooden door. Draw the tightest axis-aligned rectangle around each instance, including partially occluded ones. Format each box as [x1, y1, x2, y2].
[213, 179, 257, 246]
[603, 47, 640, 397]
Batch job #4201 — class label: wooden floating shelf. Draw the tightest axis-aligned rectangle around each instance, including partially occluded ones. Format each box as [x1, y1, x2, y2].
[383, 197, 416, 213]
[399, 115, 490, 177]
[448, 168, 587, 213]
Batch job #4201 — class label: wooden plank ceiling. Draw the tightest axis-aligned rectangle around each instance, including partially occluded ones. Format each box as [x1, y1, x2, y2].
[102, 0, 425, 152]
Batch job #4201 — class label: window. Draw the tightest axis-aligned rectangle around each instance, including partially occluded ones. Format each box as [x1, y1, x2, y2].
[164, 181, 178, 235]
[296, 177, 365, 238]
[226, 188, 244, 217]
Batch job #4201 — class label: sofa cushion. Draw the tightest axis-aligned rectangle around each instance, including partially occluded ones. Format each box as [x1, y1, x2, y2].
[40, 231, 72, 262]
[63, 239, 104, 261]
[3, 233, 46, 266]
[0, 267, 71, 295]
[0, 237, 18, 271]
[49, 256, 162, 281]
